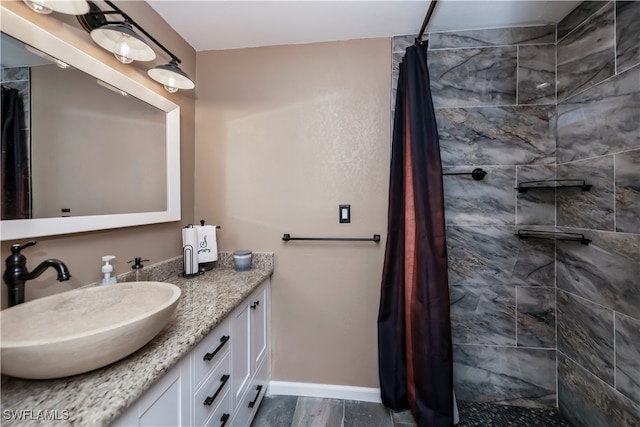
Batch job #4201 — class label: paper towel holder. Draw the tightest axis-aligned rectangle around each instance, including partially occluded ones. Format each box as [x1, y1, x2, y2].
[200, 219, 221, 228]
[181, 224, 202, 278]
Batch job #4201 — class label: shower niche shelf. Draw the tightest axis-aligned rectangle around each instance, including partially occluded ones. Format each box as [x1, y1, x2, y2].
[515, 230, 591, 245]
[515, 179, 591, 193]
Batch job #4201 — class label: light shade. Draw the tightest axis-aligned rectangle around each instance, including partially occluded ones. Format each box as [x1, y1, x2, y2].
[147, 59, 195, 91]
[23, 0, 90, 15]
[90, 22, 156, 63]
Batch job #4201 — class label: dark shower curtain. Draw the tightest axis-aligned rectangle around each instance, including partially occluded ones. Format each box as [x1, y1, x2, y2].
[1, 85, 30, 220]
[377, 41, 454, 427]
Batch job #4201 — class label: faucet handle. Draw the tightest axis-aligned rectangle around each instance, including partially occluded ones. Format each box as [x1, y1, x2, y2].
[11, 241, 37, 254]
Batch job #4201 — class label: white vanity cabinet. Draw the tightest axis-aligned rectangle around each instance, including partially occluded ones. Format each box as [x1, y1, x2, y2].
[112, 361, 191, 427]
[230, 281, 270, 426]
[112, 278, 270, 427]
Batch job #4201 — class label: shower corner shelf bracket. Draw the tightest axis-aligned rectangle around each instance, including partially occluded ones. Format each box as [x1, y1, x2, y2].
[514, 230, 591, 245]
[515, 179, 592, 193]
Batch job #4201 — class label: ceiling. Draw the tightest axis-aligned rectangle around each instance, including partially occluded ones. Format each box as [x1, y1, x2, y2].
[146, 0, 582, 52]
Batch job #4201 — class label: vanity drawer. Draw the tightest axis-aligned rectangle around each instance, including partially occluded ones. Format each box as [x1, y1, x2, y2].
[194, 354, 231, 427]
[193, 318, 231, 390]
[203, 390, 231, 427]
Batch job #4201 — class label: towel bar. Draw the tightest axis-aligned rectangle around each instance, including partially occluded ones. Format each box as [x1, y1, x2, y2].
[282, 234, 380, 242]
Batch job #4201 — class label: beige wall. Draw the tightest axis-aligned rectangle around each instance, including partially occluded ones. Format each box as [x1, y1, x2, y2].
[0, 0, 196, 307]
[1, 1, 392, 389]
[195, 39, 391, 388]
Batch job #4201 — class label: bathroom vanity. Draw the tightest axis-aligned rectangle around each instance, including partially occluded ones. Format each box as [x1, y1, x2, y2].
[0, 255, 273, 427]
[112, 278, 270, 427]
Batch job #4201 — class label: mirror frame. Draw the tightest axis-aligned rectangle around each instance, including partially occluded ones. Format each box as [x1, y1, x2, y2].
[0, 7, 181, 241]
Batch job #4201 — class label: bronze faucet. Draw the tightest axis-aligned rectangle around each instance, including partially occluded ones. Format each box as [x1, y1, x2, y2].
[3, 241, 71, 307]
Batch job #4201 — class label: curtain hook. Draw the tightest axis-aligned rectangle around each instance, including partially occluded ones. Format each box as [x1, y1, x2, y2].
[414, 37, 429, 48]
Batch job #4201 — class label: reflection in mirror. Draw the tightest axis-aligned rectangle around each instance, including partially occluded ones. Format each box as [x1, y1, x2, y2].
[1, 32, 166, 221]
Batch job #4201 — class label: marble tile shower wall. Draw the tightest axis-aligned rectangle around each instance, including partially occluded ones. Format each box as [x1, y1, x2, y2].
[555, 1, 640, 426]
[392, 24, 559, 409]
[391, 4, 639, 420]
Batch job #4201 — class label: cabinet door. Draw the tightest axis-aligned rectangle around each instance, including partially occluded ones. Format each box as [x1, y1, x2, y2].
[139, 361, 190, 427]
[230, 300, 251, 410]
[231, 359, 269, 427]
[250, 281, 269, 372]
[113, 361, 190, 427]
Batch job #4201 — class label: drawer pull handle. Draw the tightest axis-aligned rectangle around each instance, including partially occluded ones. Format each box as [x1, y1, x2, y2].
[247, 384, 263, 408]
[204, 335, 230, 361]
[204, 374, 230, 406]
[251, 300, 260, 310]
[220, 413, 230, 427]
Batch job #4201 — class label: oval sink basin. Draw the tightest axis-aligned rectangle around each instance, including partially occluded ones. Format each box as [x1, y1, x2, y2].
[1, 281, 181, 379]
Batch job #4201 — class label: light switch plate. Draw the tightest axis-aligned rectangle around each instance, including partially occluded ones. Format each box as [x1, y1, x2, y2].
[339, 204, 350, 223]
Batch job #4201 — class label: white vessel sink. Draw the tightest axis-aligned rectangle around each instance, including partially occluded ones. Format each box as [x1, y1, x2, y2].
[1, 281, 181, 379]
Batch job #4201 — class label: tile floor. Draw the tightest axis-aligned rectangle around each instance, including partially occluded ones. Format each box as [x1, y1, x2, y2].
[251, 395, 574, 427]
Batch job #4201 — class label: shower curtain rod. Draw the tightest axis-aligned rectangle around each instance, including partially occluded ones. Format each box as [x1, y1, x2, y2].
[418, 0, 439, 42]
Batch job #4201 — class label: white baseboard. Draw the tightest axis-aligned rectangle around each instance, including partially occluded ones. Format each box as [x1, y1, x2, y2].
[268, 381, 382, 403]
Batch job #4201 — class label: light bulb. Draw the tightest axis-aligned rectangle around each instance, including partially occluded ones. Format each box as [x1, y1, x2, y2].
[54, 59, 70, 69]
[114, 34, 134, 64]
[24, 0, 53, 14]
[163, 76, 178, 93]
[114, 53, 134, 64]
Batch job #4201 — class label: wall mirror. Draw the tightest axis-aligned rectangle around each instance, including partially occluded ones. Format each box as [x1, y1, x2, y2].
[0, 7, 181, 241]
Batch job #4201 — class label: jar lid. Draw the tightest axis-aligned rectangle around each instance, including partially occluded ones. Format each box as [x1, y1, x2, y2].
[233, 250, 252, 256]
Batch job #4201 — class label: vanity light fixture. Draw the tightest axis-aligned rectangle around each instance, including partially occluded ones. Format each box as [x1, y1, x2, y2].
[75, 0, 194, 93]
[147, 59, 195, 93]
[90, 21, 156, 64]
[23, 0, 89, 15]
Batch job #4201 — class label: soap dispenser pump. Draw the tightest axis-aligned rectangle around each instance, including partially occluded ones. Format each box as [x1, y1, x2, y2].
[128, 257, 150, 282]
[101, 255, 117, 284]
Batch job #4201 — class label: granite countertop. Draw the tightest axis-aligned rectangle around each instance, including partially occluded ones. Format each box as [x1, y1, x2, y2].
[0, 253, 274, 427]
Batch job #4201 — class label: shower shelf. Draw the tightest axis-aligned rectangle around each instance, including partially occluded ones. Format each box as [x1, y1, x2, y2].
[515, 179, 591, 193]
[514, 230, 591, 245]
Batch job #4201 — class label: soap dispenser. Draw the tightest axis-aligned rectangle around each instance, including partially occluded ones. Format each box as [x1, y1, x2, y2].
[101, 255, 117, 284]
[128, 257, 150, 282]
